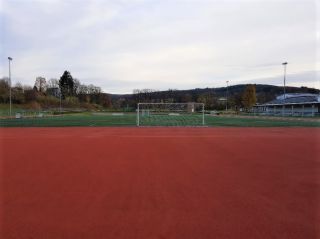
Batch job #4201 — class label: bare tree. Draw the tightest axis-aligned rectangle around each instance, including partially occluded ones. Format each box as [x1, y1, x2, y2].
[78, 84, 89, 94]
[88, 84, 101, 94]
[47, 78, 59, 89]
[73, 79, 81, 95]
[34, 77, 47, 93]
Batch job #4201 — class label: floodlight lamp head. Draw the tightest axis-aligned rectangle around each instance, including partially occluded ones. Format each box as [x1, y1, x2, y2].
[8, 57, 12, 61]
[282, 62, 287, 65]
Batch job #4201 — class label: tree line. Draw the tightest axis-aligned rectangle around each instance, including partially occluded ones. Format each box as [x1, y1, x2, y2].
[129, 86, 257, 111]
[123, 84, 318, 111]
[0, 71, 318, 111]
[0, 70, 112, 109]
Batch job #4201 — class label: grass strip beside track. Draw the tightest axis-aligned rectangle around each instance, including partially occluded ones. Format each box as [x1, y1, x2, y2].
[1, 113, 320, 127]
[0, 114, 137, 127]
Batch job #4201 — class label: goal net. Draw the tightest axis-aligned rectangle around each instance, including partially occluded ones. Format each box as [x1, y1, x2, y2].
[137, 103, 205, 126]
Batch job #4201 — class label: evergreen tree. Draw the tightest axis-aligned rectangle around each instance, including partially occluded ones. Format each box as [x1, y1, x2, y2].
[59, 71, 74, 99]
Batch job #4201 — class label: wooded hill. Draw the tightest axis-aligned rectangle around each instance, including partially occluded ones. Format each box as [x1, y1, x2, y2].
[111, 84, 319, 110]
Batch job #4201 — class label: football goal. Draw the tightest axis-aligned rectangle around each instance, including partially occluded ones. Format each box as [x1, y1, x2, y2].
[137, 103, 205, 126]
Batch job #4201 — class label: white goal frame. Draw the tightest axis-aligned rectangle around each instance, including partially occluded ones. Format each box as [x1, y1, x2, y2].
[137, 102, 205, 126]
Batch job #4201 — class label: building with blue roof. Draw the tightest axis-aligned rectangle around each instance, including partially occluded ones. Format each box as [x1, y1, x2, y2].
[254, 93, 320, 116]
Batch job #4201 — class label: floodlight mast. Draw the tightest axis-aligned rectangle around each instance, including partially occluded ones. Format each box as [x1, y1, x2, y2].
[282, 62, 287, 99]
[8, 57, 13, 117]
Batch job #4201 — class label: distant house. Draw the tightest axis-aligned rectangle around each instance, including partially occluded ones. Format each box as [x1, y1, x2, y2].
[46, 87, 60, 98]
[254, 93, 320, 116]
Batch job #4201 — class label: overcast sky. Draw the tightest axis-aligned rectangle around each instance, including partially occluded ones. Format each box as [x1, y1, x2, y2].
[0, 0, 319, 93]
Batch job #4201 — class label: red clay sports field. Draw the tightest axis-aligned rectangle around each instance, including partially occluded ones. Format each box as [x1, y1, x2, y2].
[1, 127, 319, 238]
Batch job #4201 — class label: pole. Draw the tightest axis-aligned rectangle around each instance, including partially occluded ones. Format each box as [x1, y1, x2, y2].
[282, 62, 287, 99]
[59, 90, 62, 114]
[8, 57, 12, 117]
[226, 80, 229, 112]
[312, 104, 315, 117]
[137, 103, 140, 126]
[202, 103, 205, 126]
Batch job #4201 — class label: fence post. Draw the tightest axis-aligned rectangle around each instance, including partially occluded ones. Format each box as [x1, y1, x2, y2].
[137, 103, 140, 126]
[202, 103, 205, 126]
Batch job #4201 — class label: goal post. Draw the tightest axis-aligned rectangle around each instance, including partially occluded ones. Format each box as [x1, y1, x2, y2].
[137, 102, 205, 126]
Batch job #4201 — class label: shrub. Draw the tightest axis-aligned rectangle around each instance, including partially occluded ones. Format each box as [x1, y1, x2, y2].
[65, 96, 80, 107]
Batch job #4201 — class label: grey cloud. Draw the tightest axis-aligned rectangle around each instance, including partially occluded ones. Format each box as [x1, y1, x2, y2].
[0, 0, 318, 93]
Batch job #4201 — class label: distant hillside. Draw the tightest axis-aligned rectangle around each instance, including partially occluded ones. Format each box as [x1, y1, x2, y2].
[111, 84, 319, 105]
[1, 77, 318, 111]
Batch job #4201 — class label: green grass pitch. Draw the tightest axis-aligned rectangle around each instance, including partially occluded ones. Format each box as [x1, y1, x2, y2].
[0, 113, 319, 127]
